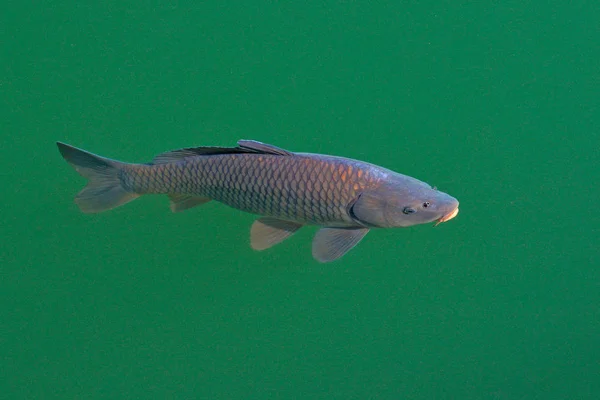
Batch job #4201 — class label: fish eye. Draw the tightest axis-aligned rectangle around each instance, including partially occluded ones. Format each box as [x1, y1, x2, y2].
[403, 207, 416, 214]
[423, 202, 430, 208]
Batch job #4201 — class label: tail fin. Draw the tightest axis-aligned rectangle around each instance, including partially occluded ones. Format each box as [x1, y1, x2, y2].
[57, 142, 140, 213]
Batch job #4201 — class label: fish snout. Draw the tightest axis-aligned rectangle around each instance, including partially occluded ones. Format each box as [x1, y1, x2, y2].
[434, 200, 459, 226]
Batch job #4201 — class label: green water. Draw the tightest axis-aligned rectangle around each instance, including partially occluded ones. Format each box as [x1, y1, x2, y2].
[2, 2, 599, 399]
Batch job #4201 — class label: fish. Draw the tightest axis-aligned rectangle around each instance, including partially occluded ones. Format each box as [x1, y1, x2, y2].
[57, 139, 459, 262]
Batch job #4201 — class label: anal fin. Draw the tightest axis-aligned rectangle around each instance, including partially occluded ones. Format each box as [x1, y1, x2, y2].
[312, 227, 369, 262]
[168, 194, 211, 212]
[251, 217, 302, 250]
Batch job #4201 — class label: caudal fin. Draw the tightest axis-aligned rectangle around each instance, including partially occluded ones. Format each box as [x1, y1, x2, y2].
[57, 142, 139, 213]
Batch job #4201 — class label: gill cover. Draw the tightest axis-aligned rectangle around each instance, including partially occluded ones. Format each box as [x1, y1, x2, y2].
[349, 192, 390, 228]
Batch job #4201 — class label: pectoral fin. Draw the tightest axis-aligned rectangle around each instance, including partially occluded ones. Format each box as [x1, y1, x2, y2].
[251, 217, 303, 250]
[168, 194, 211, 212]
[312, 227, 370, 263]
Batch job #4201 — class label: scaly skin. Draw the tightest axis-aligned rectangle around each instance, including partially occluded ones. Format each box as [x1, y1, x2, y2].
[120, 153, 385, 226]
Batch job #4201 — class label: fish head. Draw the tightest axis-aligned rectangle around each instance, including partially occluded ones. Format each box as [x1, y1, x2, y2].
[350, 175, 459, 228]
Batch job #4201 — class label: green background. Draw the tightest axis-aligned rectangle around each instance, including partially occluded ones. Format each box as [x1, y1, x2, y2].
[2, 2, 599, 399]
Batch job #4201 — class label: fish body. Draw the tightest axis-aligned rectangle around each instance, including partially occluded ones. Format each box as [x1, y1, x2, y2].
[57, 140, 459, 262]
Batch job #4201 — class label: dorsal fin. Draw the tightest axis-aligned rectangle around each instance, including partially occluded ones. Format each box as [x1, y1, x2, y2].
[237, 140, 294, 156]
[152, 140, 293, 164]
[152, 146, 256, 164]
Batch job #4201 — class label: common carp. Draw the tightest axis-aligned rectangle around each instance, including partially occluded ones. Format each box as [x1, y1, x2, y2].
[57, 140, 459, 262]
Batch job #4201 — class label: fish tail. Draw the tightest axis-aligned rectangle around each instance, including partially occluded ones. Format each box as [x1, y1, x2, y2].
[57, 142, 140, 213]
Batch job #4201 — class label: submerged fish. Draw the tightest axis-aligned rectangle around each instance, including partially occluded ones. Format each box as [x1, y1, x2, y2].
[57, 140, 459, 262]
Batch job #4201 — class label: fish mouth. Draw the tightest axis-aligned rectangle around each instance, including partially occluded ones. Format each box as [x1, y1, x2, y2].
[434, 206, 459, 226]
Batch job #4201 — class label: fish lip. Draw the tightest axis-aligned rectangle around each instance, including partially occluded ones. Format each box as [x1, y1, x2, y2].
[434, 206, 459, 226]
